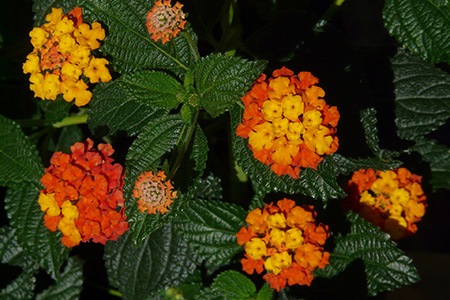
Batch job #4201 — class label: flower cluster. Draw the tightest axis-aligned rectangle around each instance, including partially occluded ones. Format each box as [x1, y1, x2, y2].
[345, 168, 427, 240]
[236, 67, 340, 179]
[133, 170, 177, 214]
[146, 0, 186, 44]
[22, 7, 112, 106]
[38, 139, 128, 247]
[236, 198, 330, 291]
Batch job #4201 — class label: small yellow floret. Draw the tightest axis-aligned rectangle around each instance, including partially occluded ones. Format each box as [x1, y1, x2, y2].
[38, 192, 61, 217]
[245, 238, 267, 260]
[267, 213, 287, 229]
[281, 94, 304, 121]
[264, 251, 292, 275]
[285, 228, 304, 249]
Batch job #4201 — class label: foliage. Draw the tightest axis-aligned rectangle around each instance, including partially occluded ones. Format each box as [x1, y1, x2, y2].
[0, 0, 449, 299]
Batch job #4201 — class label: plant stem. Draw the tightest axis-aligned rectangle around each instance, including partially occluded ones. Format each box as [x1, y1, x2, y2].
[321, 0, 346, 22]
[52, 113, 88, 128]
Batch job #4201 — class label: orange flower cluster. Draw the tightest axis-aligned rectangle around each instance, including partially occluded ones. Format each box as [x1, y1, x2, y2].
[146, 0, 186, 44]
[22, 7, 112, 106]
[236, 198, 330, 291]
[345, 168, 427, 240]
[133, 170, 177, 214]
[236, 67, 340, 179]
[38, 139, 128, 247]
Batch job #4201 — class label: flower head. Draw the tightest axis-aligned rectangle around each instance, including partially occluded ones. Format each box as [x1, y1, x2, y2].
[133, 170, 177, 214]
[38, 139, 128, 247]
[236, 198, 330, 291]
[146, 0, 186, 44]
[22, 7, 111, 106]
[345, 168, 427, 240]
[236, 67, 340, 179]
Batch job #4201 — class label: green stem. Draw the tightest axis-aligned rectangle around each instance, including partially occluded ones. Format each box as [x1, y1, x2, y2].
[108, 288, 123, 298]
[321, 0, 346, 22]
[168, 108, 199, 180]
[52, 113, 88, 128]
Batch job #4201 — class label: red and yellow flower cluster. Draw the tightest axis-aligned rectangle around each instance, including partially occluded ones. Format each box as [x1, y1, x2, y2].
[236, 67, 340, 179]
[146, 0, 186, 44]
[133, 170, 177, 214]
[38, 139, 128, 247]
[22, 7, 112, 106]
[236, 198, 330, 291]
[345, 168, 426, 240]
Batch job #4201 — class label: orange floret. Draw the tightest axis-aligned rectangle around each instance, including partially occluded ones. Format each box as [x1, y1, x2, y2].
[146, 0, 186, 44]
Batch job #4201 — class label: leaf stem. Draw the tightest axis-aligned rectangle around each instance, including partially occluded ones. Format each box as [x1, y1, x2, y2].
[52, 113, 88, 128]
[321, 0, 346, 22]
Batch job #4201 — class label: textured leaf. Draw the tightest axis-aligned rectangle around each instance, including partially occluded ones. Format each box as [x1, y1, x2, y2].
[189, 126, 209, 177]
[392, 50, 450, 140]
[410, 138, 450, 190]
[50, 126, 84, 153]
[119, 71, 184, 109]
[211, 271, 256, 299]
[0, 115, 43, 188]
[195, 53, 266, 117]
[255, 283, 273, 300]
[193, 173, 223, 201]
[315, 212, 419, 296]
[4, 185, 69, 279]
[0, 226, 38, 270]
[36, 257, 84, 300]
[174, 199, 246, 273]
[40, 99, 73, 126]
[124, 114, 184, 244]
[383, 0, 450, 63]
[32, 0, 78, 25]
[81, 0, 197, 75]
[0, 270, 35, 300]
[89, 81, 167, 136]
[231, 107, 345, 204]
[104, 223, 196, 300]
[328, 154, 402, 176]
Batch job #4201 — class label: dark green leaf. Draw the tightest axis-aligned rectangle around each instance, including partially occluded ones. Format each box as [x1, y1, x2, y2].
[0, 226, 38, 270]
[40, 99, 72, 126]
[315, 212, 419, 296]
[0, 270, 35, 300]
[119, 71, 184, 109]
[0, 115, 43, 188]
[48, 126, 84, 153]
[89, 81, 168, 136]
[174, 199, 246, 274]
[195, 54, 266, 117]
[256, 283, 273, 300]
[81, 0, 197, 75]
[383, 0, 450, 63]
[189, 126, 209, 177]
[4, 185, 69, 279]
[211, 271, 256, 300]
[327, 154, 402, 176]
[392, 50, 450, 140]
[104, 223, 196, 300]
[32, 0, 78, 25]
[410, 138, 450, 190]
[193, 173, 223, 201]
[36, 257, 84, 300]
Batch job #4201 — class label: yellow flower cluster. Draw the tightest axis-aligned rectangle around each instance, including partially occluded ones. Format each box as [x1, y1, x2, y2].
[22, 7, 112, 106]
[346, 168, 427, 240]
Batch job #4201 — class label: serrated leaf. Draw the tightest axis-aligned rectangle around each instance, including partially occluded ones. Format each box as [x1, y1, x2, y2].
[231, 106, 345, 204]
[89, 81, 168, 136]
[104, 223, 196, 300]
[40, 99, 72, 126]
[315, 212, 419, 296]
[255, 283, 273, 300]
[36, 257, 83, 300]
[0, 270, 35, 300]
[327, 154, 402, 176]
[0, 115, 43, 188]
[211, 271, 256, 300]
[410, 138, 450, 190]
[195, 54, 266, 117]
[32, 0, 78, 25]
[383, 0, 450, 63]
[392, 50, 450, 140]
[173, 199, 246, 273]
[4, 185, 69, 279]
[118, 71, 184, 109]
[80, 0, 197, 75]
[193, 174, 223, 201]
[0, 226, 38, 270]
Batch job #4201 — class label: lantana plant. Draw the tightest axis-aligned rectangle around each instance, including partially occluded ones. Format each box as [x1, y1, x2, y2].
[1, 0, 449, 299]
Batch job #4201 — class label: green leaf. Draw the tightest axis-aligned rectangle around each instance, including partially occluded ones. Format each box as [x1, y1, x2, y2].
[118, 71, 184, 110]
[174, 199, 246, 274]
[89, 81, 168, 136]
[0, 270, 35, 300]
[410, 138, 450, 190]
[193, 173, 223, 201]
[104, 223, 196, 300]
[231, 106, 345, 204]
[383, 0, 450, 63]
[32, 0, 78, 25]
[211, 271, 256, 300]
[0, 226, 38, 270]
[315, 212, 419, 296]
[4, 185, 69, 279]
[255, 283, 273, 300]
[195, 53, 266, 117]
[392, 50, 450, 140]
[81, 0, 197, 75]
[0, 115, 43, 188]
[49, 126, 84, 153]
[40, 99, 72, 126]
[328, 154, 402, 176]
[36, 257, 83, 300]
